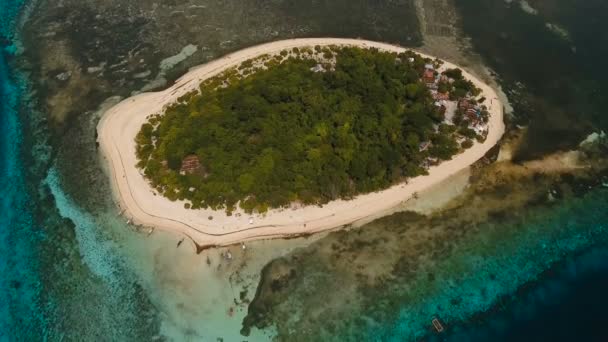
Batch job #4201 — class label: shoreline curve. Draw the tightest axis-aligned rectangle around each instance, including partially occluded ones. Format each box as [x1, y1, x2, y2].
[97, 38, 505, 249]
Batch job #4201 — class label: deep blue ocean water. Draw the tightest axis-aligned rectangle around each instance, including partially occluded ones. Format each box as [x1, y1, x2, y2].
[448, 247, 608, 342]
[437, 232, 608, 342]
[355, 187, 608, 342]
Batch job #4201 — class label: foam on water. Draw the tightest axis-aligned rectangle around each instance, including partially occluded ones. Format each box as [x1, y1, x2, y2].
[45, 167, 123, 286]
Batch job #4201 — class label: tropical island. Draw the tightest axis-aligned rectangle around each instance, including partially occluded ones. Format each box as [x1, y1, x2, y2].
[97, 38, 503, 248]
[135, 45, 489, 214]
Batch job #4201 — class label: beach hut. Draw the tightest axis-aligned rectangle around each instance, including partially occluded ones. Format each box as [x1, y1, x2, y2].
[423, 69, 435, 84]
[180, 154, 201, 174]
[433, 92, 450, 101]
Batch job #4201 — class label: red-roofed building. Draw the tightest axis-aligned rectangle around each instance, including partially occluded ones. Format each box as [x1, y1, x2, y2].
[466, 107, 481, 123]
[180, 155, 201, 174]
[423, 69, 435, 84]
[433, 92, 450, 101]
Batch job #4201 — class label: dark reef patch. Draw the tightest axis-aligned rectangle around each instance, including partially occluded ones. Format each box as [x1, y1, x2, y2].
[242, 161, 608, 340]
[455, 0, 608, 160]
[12, 0, 608, 340]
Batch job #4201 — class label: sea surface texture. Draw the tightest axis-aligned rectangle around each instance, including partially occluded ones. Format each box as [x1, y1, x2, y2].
[1, 0, 607, 341]
[0, 0, 47, 339]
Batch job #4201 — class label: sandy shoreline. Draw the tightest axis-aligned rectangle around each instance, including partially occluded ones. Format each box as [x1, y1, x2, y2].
[97, 38, 504, 248]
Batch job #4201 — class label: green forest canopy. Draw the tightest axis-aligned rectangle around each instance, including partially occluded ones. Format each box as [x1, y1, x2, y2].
[135, 46, 476, 214]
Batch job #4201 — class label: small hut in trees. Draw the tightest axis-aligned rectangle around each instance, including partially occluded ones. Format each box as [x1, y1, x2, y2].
[423, 69, 435, 84]
[180, 155, 201, 175]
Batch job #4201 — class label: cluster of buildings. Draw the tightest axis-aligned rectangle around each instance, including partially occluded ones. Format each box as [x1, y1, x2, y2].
[422, 63, 453, 119]
[458, 99, 484, 125]
[459, 98, 488, 136]
[421, 64, 487, 130]
[416, 64, 490, 153]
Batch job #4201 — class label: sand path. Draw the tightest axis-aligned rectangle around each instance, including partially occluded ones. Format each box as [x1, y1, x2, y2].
[97, 38, 504, 248]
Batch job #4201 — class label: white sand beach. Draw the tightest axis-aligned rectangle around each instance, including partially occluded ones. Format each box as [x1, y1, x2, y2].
[97, 38, 505, 249]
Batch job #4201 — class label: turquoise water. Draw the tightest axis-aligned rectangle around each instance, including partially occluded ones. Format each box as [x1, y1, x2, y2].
[402, 188, 608, 341]
[242, 182, 608, 341]
[2, 0, 608, 340]
[440, 246, 608, 341]
[0, 1, 48, 339]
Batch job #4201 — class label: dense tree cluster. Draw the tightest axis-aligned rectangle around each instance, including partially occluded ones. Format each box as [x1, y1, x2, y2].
[438, 68, 481, 100]
[136, 46, 465, 213]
